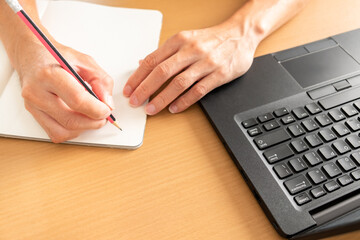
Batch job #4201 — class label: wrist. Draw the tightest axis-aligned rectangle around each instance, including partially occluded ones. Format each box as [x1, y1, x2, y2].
[5, 20, 58, 71]
[224, 0, 276, 51]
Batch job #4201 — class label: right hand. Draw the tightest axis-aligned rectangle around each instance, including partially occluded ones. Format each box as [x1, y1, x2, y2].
[11, 37, 114, 143]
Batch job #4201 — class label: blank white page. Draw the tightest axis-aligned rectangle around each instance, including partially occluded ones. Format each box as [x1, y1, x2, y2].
[0, 0, 162, 149]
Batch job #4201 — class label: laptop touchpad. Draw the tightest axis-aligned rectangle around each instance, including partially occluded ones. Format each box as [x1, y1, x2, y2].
[281, 46, 360, 88]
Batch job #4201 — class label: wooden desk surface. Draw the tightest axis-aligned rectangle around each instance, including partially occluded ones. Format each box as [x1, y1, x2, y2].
[1, 0, 360, 239]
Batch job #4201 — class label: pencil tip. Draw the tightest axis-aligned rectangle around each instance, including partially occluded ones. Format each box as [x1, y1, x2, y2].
[112, 121, 122, 131]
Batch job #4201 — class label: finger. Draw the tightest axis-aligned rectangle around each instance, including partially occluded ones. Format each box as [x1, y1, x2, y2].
[144, 60, 215, 115]
[46, 66, 111, 120]
[75, 56, 115, 109]
[33, 91, 107, 130]
[123, 33, 187, 97]
[129, 50, 199, 107]
[169, 71, 227, 113]
[25, 102, 82, 143]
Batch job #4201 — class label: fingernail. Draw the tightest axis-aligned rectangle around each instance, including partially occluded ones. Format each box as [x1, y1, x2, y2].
[145, 103, 156, 115]
[169, 105, 178, 113]
[106, 95, 115, 110]
[123, 85, 133, 97]
[129, 95, 138, 106]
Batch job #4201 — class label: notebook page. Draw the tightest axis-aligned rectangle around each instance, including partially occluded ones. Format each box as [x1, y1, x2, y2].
[0, 0, 162, 148]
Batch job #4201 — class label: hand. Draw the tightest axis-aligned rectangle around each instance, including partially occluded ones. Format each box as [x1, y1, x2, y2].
[12, 38, 114, 143]
[123, 19, 260, 115]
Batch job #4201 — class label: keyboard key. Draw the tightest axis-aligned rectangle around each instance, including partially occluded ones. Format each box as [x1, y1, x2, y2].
[273, 107, 289, 117]
[290, 140, 309, 153]
[305, 103, 322, 115]
[284, 175, 312, 195]
[337, 157, 356, 172]
[288, 124, 306, 137]
[310, 187, 326, 198]
[318, 129, 337, 142]
[345, 118, 360, 132]
[305, 134, 323, 148]
[333, 80, 351, 91]
[263, 120, 280, 131]
[318, 86, 360, 110]
[338, 175, 353, 186]
[346, 135, 360, 149]
[341, 105, 358, 117]
[263, 145, 294, 164]
[242, 118, 257, 128]
[315, 114, 332, 127]
[328, 109, 346, 122]
[324, 181, 340, 192]
[254, 129, 291, 150]
[318, 146, 337, 160]
[332, 140, 351, 155]
[289, 157, 308, 172]
[273, 163, 293, 179]
[301, 119, 319, 132]
[281, 115, 296, 125]
[307, 169, 327, 184]
[323, 163, 342, 178]
[304, 152, 323, 166]
[294, 193, 311, 206]
[292, 107, 309, 119]
[350, 152, 360, 165]
[354, 101, 360, 111]
[350, 170, 360, 180]
[332, 123, 350, 137]
[258, 113, 274, 123]
[248, 126, 262, 137]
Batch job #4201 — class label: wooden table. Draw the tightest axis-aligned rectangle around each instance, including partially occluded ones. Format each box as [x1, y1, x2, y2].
[1, 0, 360, 239]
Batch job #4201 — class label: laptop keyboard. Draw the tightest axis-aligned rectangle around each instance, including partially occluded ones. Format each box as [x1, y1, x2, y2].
[242, 92, 360, 206]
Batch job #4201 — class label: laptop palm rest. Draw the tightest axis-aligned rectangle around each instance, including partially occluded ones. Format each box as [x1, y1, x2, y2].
[281, 46, 360, 89]
[296, 208, 360, 239]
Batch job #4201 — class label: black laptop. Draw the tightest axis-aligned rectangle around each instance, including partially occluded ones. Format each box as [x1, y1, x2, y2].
[199, 28, 360, 239]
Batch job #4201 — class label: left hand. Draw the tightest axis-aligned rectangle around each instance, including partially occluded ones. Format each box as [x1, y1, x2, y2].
[123, 20, 260, 115]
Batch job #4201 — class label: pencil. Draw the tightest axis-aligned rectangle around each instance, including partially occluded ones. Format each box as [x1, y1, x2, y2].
[5, 0, 122, 131]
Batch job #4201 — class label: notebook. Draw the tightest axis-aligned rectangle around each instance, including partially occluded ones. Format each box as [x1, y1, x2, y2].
[0, 0, 162, 149]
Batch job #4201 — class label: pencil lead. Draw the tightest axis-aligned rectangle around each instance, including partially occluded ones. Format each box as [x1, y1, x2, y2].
[112, 121, 122, 131]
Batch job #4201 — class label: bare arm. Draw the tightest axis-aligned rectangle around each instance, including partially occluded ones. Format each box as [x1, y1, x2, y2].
[0, 0, 114, 143]
[124, 0, 309, 115]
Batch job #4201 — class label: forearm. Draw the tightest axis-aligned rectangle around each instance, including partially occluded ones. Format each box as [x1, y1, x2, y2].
[0, 0, 51, 68]
[226, 0, 309, 47]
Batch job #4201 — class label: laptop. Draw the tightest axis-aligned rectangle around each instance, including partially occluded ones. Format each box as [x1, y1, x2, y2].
[199, 28, 360, 239]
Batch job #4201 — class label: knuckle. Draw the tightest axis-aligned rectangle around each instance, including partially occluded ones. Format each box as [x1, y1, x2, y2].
[71, 93, 86, 111]
[175, 31, 191, 42]
[190, 41, 206, 55]
[155, 94, 167, 107]
[155, 63, 170, 78]
[143, 54, 158, 70]
[217, 67, 228, 79]
[48, 131, 68, 143]
[173, 76, 188, 90]
[139, 84, 149, 95]
[193, 84, 207, 98]
[95, 120, 106, 129]
[21, 84, 33, 100]
[63, 117, 79, 130]
[204, 55, 217, 68]
[178, 96, 190, 109]
[80, 53, 95, 64]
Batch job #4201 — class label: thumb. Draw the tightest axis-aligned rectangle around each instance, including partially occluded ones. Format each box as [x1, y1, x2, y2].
[91, 79, 115, 110]
[75, 56, 115, 110]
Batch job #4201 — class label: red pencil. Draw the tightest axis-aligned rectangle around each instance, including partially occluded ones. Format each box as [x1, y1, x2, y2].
[6, 0, 122, 131]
